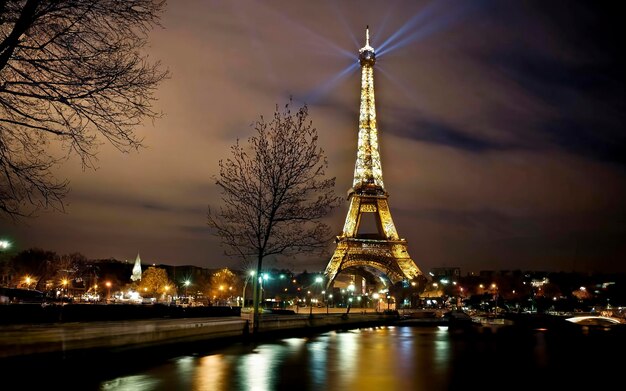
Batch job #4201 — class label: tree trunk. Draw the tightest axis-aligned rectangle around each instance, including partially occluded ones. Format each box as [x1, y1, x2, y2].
[251, 255, 263, 335]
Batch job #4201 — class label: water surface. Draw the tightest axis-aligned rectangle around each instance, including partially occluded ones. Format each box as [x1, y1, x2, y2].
[97, 325, 619, 390]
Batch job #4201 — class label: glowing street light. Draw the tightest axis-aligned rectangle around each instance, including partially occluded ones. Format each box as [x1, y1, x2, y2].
[372, 292, 380, 312]
[105, 281, 112, 303]
[184, 280, 191, 297]
[260, 273, 269, 304]
[491, 283, 499, 315]
[61, 279, 68, 297]
[310, 276, 324, 316]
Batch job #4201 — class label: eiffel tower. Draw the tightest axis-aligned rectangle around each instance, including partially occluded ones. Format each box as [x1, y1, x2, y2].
[324, 27, 423, 289]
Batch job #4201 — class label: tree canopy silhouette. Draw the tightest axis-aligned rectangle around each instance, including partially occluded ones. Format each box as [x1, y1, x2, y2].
[0, 0, 169, 219]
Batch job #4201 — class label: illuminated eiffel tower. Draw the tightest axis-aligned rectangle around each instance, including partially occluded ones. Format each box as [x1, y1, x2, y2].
[324, 27, 423, 288]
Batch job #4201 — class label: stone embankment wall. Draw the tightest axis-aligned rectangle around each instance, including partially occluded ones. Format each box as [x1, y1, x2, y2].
[0, 310, 398, 360]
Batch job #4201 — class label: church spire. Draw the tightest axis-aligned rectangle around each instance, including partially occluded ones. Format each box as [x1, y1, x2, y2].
[131, 253, 142, 282]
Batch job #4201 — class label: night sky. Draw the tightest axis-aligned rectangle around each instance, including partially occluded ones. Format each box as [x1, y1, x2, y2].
[1, 0, 624, 274]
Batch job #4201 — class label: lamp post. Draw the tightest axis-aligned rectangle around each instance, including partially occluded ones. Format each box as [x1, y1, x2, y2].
[260, 273, 268, 307]
[62, 279, 68, 300]
[184, 280, 190, 298]
[0, 240, 10, 280]
[491, 283, 498, 315]
[105, 281, 111, 304]
[309, 276, 323, 316]
[347, 282, 355, 313]
[0, 239, 10, 264]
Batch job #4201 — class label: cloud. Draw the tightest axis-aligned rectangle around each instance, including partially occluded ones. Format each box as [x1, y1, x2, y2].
[384, 111, 509, 152]
[3, 0, 625, 274]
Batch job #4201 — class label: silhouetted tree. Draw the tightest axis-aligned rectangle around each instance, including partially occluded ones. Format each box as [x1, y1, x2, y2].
[0, 0, 169, 219]
[207, 100, 341, 333]
[7, 247, 56, 288]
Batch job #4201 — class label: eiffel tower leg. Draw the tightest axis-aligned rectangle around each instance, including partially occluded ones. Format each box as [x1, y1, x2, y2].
[324, 244, 348, 290]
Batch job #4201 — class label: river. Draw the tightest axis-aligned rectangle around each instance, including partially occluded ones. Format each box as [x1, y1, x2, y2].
[85, 323, 620, 391]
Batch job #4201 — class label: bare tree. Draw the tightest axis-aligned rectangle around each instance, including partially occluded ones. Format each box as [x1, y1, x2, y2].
[0, 0, 169, 219]
[207, 100, 341, 332]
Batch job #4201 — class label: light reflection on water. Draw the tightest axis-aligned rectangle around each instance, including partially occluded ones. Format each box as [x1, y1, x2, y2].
[96, 327, 626, 391]
[99, 324, 620, 390]
[100, 326, 457, 391]
[101, 375, 160, 391]
[195, 355, 225, 390]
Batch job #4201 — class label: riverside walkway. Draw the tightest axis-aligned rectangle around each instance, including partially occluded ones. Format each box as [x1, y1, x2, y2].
[0, 311, 398, 361]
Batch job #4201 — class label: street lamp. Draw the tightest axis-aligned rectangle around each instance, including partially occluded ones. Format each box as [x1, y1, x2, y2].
[372, 293, 380, 312]
[260, 273, 269, 306]
[61, 279, 68, 299]
[105, 281, 112, 303]
[0, 239, 10, 250]
[310, 276, 324, 316]
[184, 280, 191, 298]
[346, 282, 356, 312]
[491, 283, 498, 315]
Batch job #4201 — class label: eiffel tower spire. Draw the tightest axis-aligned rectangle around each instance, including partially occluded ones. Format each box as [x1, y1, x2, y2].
[353, 25, 385, 193]
[324, 27, 423, 289]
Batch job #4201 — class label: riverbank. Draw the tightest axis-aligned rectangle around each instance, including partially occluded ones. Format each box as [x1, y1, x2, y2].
[0, 310, 402, 362]
[3, 305, 622, 365]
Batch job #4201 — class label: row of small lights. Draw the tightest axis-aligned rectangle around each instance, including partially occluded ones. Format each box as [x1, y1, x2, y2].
[15, 261, 594, 299]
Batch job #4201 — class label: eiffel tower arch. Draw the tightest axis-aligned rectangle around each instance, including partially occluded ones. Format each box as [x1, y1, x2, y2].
[324, 27, 424, 290]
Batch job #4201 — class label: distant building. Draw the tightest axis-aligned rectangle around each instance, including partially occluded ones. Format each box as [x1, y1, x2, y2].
[430, 267, 461, 279]
[131, 253, 142, 282]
